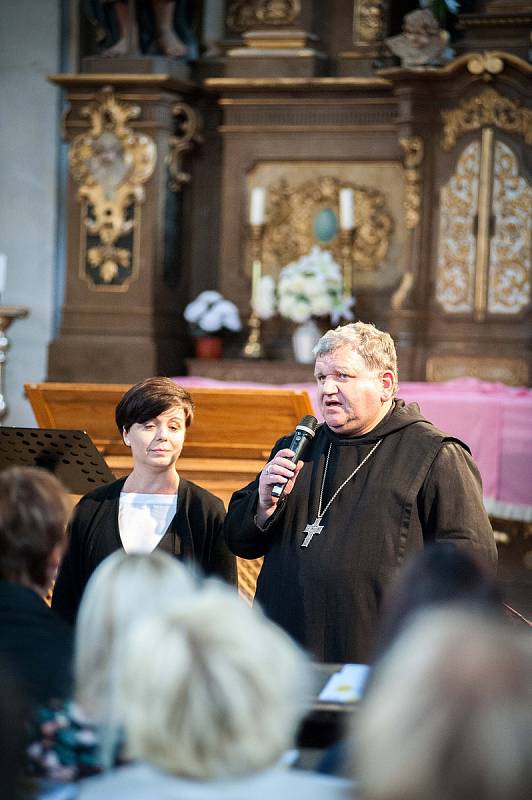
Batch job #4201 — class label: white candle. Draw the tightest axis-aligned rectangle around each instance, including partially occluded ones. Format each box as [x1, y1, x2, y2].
[249, 187, 266, 226]
[339, 188, 355, 231]
[0, 253, 6, 296]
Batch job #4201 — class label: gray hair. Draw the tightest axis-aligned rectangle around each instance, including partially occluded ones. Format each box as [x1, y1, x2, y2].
[354, 607, 532, 800]
[75, 550, 195, 722]
[314, 321, 398, 394]
[117, 581, 312, 779]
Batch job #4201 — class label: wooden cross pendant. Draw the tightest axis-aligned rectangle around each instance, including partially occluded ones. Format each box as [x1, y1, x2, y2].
[301, 517, 324, 548]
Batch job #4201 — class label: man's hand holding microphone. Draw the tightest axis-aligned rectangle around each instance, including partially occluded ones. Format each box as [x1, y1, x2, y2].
[256, 415, 317, 528]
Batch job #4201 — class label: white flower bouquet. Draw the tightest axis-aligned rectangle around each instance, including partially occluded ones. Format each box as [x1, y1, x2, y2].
[184, 291, 242, 337]
[276, 247, 354, 324]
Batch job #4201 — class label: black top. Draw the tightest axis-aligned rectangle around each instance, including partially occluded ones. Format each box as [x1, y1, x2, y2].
[52, 477, 236, 624]
[0, 581, 73, 705]
[224, 400, 497, 663]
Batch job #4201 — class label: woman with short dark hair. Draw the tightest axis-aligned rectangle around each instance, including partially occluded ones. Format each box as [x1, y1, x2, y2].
[52, 377, 236, 623]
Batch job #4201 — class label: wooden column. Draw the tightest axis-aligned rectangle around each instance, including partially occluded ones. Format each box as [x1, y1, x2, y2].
[47, 70, 201, 382]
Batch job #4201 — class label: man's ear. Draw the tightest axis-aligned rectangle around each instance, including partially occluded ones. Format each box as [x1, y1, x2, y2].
[123, 428, 130, 447]
[381, 370, 395, 401]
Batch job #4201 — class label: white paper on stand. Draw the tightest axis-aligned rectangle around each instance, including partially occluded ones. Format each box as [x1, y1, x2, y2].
[318, 663, 370, 704]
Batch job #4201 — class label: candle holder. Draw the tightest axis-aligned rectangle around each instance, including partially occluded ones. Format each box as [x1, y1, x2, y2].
[242, 224, 266, 359]
[339, 228, 354, 299]
[0, 305, 29, 421]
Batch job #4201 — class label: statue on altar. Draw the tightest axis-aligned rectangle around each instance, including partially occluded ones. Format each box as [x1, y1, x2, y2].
[386, 8, 450, 67]
[83, 0, 198, 60]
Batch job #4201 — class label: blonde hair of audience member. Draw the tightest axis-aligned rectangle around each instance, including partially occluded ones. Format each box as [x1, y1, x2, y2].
[315, 321, 399, 395]
[354, 607, 532, 800]
[116, 582, 312, 780]
[75, 550, 195, 723]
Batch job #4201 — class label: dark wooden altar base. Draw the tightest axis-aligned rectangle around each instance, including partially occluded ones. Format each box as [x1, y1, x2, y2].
[186, 358, 315, 384]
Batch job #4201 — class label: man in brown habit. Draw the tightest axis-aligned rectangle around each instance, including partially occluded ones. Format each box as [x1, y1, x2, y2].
[224, 322, 497, 663]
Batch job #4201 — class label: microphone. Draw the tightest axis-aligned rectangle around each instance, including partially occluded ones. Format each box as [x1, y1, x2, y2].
[271, 415, 318, 498]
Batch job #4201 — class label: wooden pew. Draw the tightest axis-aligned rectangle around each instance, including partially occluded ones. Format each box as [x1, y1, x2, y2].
[25, 382, 315, 601]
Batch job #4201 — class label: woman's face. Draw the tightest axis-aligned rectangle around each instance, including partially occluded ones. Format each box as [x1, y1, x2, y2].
[124, 406, 186, 471]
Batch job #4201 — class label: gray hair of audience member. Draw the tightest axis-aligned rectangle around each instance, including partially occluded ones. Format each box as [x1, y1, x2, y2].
[314, 321, 398, 394]
[116, 581, 312, 780]
[75, 550, 195, 722]
[0, 466, 70, 592]
[353, 607, 532, 800]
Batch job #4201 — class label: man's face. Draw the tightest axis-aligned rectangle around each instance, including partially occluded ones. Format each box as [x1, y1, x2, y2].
[314, 345, 393, 436]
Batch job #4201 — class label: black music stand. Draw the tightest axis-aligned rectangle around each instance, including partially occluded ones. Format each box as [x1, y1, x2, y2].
[0, 427, 115, 494]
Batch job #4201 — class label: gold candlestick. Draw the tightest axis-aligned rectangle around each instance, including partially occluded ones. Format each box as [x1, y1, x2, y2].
[242, 223, 265, 359]
[339, 228, 354, 299]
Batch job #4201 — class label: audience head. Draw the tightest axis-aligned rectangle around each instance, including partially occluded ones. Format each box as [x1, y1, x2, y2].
[75, 549, 195, 721]
[115, 377, 194, 434]
[0, 466, 70, 594]
[374, 543, 502, 660]
[354, 607, 532, 800]
[117, 581, 312, 779]
[315, 322, 398, 395]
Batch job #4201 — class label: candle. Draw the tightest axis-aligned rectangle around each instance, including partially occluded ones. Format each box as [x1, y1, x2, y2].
[0, 253, 6, 297]
[339, 188, 355, 231]
[249, 187, 266, 226]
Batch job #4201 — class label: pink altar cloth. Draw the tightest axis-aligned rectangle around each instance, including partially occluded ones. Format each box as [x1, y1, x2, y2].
[177, 376, 532, 520]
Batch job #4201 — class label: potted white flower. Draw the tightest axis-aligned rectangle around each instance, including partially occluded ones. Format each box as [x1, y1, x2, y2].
[276, 247, 354, 363]
[184, 291, 242, 359]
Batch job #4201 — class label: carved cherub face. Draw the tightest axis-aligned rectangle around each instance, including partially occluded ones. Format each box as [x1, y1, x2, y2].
[403, 9, 439, 49]
[89, 132, 131, 197]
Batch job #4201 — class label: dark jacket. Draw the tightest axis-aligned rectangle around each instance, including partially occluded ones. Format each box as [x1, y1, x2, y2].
[52, 477, 236, 624]
[224, 400, 497, 663]
[0, 581, 73, 705]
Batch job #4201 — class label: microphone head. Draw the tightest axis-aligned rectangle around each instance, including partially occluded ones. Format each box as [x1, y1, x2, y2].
[296, 415, 318, 438]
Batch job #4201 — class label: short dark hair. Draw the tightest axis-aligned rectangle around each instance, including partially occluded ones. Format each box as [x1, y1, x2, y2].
[115, 377, 195, 434]
[0, 467, 70, 587]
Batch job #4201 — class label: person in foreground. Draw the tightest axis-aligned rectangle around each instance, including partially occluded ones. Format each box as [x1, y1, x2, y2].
[0, 467, 73, 706]
[52, 377, 236, 623]
[28, 550, 195, 785]
[353, 607, 532, 800]
[224, 321, 497, 663]
[75, 581, 351, 800]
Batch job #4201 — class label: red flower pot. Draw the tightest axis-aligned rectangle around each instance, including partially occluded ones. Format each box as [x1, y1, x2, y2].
[195, 336, 223, 360]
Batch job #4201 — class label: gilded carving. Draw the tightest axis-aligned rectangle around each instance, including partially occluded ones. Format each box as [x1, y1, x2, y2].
[487, 140, 531, 315]
[69, 86, 156, 289]
[426, 355, 528, 387]
[436, 142, 480, 313]
[399, 136, 424, 230]
[226, 0, 300, 33]
[467, 52, 504, 77]
[441, 88, 532, 151]
[166, 103, 203, 192]
[354, 0, 385, 45]
[261, 176, 393, 276]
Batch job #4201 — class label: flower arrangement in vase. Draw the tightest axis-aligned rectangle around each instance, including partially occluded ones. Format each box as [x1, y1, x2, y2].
[252, 247, 354, 363]
[184, 291, 242, 359]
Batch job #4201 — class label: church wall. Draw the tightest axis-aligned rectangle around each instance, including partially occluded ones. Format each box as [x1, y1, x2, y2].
[0, 0, 62, 425]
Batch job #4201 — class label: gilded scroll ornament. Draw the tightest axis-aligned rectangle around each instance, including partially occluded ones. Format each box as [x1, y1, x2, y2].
[436, 142, 480, 313]
[354, 0, 385, 45]
[487, 140, 531, 315]
[441, 88, 532, 151]
[69, 86, 156, 289]
[226, 0, 300, 33]
[260, 176, 393, 277]
[467, 52, 504, 77]
[399, 136, 424, 230]
[166, 103, 203, 192]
